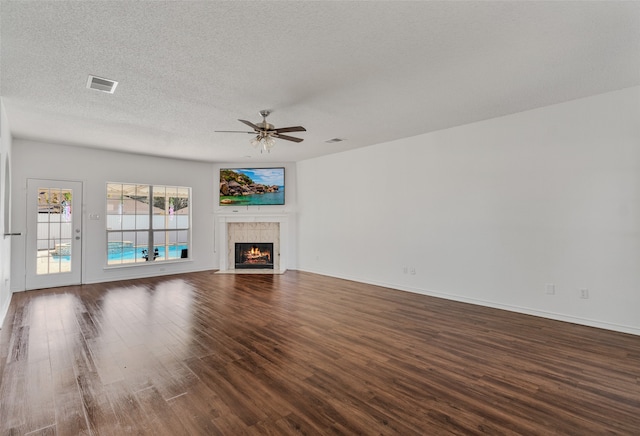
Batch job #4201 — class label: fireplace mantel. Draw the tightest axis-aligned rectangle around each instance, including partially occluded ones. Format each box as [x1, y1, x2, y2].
[217, 214, 289, 272]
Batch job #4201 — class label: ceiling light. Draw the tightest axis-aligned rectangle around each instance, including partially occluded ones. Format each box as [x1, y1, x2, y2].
[250, 133, 277, 153]
[325, 138, 344, 143]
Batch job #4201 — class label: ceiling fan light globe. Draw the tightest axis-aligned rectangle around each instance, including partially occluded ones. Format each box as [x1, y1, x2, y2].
[265, 137, 276, 148]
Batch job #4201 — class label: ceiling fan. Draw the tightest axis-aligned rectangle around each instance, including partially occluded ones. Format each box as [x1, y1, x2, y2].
[216, 110, 306, 153]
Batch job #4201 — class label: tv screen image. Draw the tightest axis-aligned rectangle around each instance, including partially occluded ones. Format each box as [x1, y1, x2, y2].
[219, 168, 285, 206]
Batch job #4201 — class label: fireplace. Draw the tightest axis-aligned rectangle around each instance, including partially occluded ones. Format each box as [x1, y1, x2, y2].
[235, 243, 274, 269]
[217, 215, 287, 272]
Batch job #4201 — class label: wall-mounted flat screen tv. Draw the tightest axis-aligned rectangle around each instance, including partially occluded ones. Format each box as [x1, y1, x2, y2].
[219, 167, 285, 206]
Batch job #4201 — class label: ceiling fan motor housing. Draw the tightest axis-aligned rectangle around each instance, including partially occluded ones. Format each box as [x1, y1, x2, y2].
[257, 122, 275, 131]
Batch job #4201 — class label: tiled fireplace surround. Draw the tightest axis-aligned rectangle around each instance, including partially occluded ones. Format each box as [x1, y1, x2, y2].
[217, 214, 289, 272]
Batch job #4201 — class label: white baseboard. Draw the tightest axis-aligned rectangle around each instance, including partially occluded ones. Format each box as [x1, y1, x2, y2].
[0, 294, 11, 330]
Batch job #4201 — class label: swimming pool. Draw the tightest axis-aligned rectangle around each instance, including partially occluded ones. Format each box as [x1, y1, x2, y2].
[108, 244, 187, 261]
[53, 244, 188, 262]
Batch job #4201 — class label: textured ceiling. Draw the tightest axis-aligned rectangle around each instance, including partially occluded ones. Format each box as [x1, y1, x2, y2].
[1, 1, 639, 163]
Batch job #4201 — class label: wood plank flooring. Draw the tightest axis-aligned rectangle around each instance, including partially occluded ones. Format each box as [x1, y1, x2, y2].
[1, 270, 639, 435]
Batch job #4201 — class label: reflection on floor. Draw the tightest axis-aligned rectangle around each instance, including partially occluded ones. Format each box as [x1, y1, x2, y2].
[215, 269, 285, 274]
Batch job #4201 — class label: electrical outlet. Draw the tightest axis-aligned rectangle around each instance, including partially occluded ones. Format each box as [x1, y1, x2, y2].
[545, 283, 556, 295]
[403, 266, 408, 274]
[410, 267, 416, 275]
[580, 288, 589, 299]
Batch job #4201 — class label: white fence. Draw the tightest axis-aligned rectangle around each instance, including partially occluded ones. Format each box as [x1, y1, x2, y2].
[38, 214, 189, 251]
[37, 213, 72, 250]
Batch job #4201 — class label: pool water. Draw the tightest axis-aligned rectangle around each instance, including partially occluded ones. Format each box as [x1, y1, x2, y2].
[53, 245, 188, 262]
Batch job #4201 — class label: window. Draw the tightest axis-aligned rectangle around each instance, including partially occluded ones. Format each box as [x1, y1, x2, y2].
[106, 183, 190, 265]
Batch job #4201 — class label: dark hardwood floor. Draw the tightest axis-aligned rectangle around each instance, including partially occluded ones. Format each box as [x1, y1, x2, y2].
[1, 270, 639, 435]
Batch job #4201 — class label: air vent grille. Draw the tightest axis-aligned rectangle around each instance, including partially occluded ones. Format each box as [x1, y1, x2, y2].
[87, 75, 118, 94]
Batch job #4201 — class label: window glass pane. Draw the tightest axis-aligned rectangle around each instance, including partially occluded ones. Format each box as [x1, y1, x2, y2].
[176, 188, 189, 232]
[107, 232, 124, 265]
[107, 183, 124, 231]
[132, 232, 142, 262]
[178, 230, 189, 259]
[135, 213, 150, 230]
[134, 231, 149, 263]
[37, 188, 50, 213]
[152, 215, 166, 230]
[107, 231, 141, 265]
[154, 231, 166, 245]
[57, 238, 72, 257]
[37, 221, 50, 243]
[106, 183, 123, 198]
[175, 230, 190, 259]
[107, 213, 122, 231]
[106, 184, 123, 213]
[119, 184, 136, 230]
[176, 188, 189, 218]
[166, 187, 178, 230]
[60, 222, 72, 240]
[153, 231, 167, 261]
[176, 230, 189, 244]
[48, 255, 62, 274]
[122, 217, 135, 230]
[152, 186, 167, 229]
[134, 184, 150, 230]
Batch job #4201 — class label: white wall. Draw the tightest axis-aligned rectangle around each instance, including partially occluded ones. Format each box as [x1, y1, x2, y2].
[296, 87, 640, 335]
[0, 99, 13, 327]
[11, 141, 216, 289]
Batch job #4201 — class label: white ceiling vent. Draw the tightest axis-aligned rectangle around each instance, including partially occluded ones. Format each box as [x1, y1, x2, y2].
[86, 75, 118, 94]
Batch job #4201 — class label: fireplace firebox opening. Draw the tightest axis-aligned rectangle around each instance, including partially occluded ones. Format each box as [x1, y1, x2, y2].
[235, 243, 274, 269]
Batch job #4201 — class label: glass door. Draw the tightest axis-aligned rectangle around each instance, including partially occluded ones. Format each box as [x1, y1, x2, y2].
[25, 179, 83, 290]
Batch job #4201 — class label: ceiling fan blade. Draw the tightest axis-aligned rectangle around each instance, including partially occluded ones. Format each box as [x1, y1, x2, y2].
[214, 130, 254, 134]
[274, 126, 306, 133]
[238, 119, 261, 131]
[273, 133, 304, 143]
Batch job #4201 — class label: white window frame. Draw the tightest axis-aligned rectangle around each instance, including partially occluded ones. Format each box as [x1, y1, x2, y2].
[106, 183, 191, 266]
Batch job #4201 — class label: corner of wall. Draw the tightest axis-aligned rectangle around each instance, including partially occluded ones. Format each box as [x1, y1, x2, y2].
[0, 97, 14, 328]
